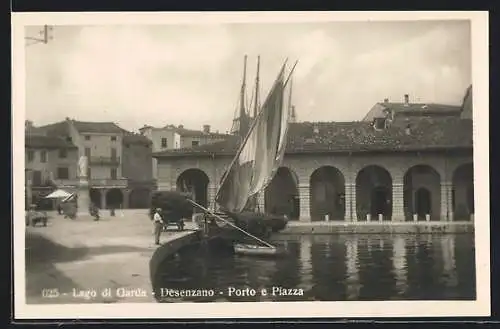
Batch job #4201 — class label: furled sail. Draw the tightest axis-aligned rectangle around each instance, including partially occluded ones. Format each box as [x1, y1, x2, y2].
[215, 61, 295, 213]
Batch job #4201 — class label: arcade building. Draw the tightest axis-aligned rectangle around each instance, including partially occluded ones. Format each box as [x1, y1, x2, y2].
[153, 87, 474, 222]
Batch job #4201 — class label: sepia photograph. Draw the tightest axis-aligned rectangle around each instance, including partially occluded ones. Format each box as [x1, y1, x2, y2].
[12, 11, 489, 319]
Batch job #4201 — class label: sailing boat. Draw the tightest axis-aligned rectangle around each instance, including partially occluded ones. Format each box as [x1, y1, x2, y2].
[192, 55, 297, 244]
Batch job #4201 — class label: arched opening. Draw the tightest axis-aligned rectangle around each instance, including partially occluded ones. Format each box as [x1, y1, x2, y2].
[176, 168, 210, 211]
[415, 188, 431, 217]
[452, 163, 474, 221]
[309, 166, 345, 221]
[264, 167, 300, 220]
[129, 188, 151, 209]
[356, 165, 392, 221]
[89, 189, 101, 208]
[106, 188, 123, 209]
[403, 165, 441, 221]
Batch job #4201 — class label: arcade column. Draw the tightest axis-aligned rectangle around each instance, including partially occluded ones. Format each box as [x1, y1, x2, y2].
[441, 181, 453, 221]
[99, 189, 108, 210]
[298, 183, 310, 221]
[122, 189, 131, 209]
[392, 175, 405, 222]
[344, 182, 357, 222]
[256, 192, 265, 212]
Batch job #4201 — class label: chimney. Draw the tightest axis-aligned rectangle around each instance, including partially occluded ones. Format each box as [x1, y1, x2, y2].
[203, 124, 210, 133]
[404, 94, 409, 106]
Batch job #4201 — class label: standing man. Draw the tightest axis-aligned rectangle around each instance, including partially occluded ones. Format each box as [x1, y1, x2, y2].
[153, 208, 164, 245]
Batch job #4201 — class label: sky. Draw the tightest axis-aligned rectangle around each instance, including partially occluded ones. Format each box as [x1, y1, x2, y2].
[24, 20, 472, 134]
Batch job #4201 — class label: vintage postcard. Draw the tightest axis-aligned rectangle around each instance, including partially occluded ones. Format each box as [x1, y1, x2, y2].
[12, 11, 490, 320]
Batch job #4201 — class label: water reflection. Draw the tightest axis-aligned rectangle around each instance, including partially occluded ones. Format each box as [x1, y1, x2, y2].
[153, 234, 476, 302]
[392, 236, 407, 296]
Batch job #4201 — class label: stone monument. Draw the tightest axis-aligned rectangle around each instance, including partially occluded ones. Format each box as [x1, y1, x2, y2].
[77, 155, 91, 218]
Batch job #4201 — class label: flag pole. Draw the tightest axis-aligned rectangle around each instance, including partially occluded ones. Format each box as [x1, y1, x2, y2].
[215, 59, 289, 203]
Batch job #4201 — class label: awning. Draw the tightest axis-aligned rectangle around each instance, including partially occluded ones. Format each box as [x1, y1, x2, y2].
[44, 189, 72, 199]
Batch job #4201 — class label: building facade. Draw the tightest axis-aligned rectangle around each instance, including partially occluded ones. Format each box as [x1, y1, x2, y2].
[139, 124, 230, 180]
[153, 87, 474, 222]
[29, 118, 154, 209]
[25, 128, 79, 209]
[122, 133, 155, 208]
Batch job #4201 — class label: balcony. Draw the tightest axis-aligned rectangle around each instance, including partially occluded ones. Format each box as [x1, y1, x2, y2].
[52, 179, 81, 187]
[89, 156, 121, 166]
[90, 178, 128, 188]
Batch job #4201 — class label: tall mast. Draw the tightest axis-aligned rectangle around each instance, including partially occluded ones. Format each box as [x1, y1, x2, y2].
[253, 55, 260, 119]
[288, 75, 295, 122]
[239, 55, 248, 137]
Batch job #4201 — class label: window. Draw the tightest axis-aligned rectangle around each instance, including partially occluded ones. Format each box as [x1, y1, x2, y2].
[110, 168, 117, 179]
[111, 148, 117, 159]
[32, 170, 42, 185]
[161, 138, 168, 148]
[373, 118, 386, 130]
[85, 135, 91, 141]
[59, 149, 67, 159]
[87, 167, 91, 179]
[192, 140, 199, 147]
[85, 147, 91, 158]
[57, 167, 69, 179]
[111, 136, 117, 141]
[40, 150, 47, 163]
[27, 150, 34, 162]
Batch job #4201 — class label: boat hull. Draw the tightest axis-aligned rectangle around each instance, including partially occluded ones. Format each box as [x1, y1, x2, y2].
[234, 243, 285, 257]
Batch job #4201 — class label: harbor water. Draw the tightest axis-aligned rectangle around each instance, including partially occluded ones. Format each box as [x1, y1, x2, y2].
[153, 234, 476, 302]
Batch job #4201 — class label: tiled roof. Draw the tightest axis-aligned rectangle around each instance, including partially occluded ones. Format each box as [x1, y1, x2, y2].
[72, 120, 125, 134]
[36, 121, 71, 136]
[25, 134, 77, 149]
[153, 117, 473, 158]
[382, 102, 462, 114]
[364, 102, 462, 121]
[174, 127, 228, 138]
[38, 120, 125, 135]
[123, 133, 152, 145]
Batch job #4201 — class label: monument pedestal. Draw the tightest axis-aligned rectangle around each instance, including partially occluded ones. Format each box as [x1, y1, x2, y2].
[77, 177, 92, 219]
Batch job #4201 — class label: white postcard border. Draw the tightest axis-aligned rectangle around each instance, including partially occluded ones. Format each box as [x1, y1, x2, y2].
[12, 11, 490, 319]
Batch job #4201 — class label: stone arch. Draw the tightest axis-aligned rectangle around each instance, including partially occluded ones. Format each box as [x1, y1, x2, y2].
[128, 188, 151, 209]
[309, 166, 345, 221]
[106, 188, 123, 209]
[356, 165, 392, 221]
[176, 168, 210, 210]
[89, 188, 101, 208]
[403, 164, 441, 221]
[452, 163, 474, 221]
[264, 167, 300, 220]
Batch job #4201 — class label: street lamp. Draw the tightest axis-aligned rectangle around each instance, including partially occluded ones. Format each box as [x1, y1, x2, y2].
[25, 25, 53, 46]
